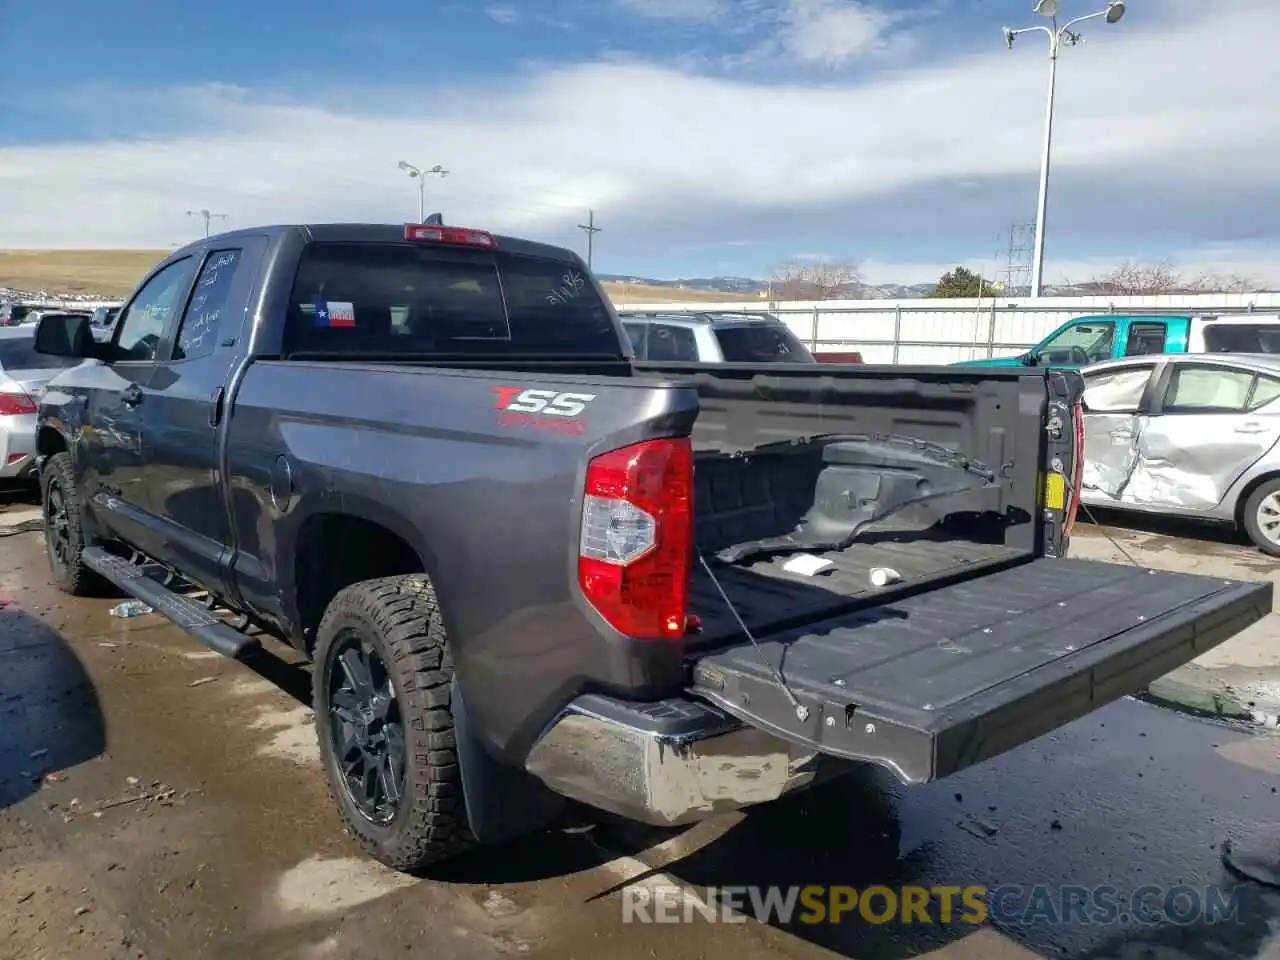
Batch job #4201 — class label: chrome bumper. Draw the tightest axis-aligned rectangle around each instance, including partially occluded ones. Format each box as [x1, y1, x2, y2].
[524, 696, 823, 826]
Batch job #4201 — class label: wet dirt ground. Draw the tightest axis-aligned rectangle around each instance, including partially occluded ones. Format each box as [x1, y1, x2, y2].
[3, 505, 1280, 960]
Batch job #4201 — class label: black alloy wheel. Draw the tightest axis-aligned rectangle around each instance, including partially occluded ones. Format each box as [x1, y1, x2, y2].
[44, 476, 71, 573]
[326, 630, 408, 824]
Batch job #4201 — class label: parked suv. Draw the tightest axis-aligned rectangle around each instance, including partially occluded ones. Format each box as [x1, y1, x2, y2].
[618, 310, 816, 363]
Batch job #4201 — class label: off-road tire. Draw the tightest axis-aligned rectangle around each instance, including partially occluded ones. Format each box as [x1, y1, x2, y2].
[312, 574, 475, 871]
[40, 452, 109, 596]
[1242, 477, 1280, 558]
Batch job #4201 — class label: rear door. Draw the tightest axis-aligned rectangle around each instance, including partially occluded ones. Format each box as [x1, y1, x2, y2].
[1079, 361, 1160, 500]
[136, 240, 265, 594]
[1126, 362, 1280, 509]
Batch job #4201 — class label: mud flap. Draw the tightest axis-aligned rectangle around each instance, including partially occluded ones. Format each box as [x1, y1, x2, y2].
[687, 559, 1272, 784]
[452, 679, 565, 844]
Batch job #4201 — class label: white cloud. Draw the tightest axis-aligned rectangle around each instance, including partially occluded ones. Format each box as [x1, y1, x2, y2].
[484, 5, 520, 25]
[1, 0, 1278, 285]
[857, 244, 1280, 288]
[615, 0, 726, 20]
[777, 0, 895, 65]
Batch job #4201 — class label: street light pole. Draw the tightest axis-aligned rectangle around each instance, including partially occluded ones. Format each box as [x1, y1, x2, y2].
[186, 209, 228, 237]
[1004, 0, 1126, 297]
[396, 161, 449, 223]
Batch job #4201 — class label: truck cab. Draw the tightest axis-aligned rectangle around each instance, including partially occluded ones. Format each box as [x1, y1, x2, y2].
[958, 314, 1189, 369]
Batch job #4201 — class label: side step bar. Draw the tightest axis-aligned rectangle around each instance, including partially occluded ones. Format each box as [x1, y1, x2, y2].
[83, 547, 261, 661]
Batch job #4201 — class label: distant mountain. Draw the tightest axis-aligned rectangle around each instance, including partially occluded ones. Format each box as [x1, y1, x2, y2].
[596, 274, 939, 299]
[595, 274, 766, 294]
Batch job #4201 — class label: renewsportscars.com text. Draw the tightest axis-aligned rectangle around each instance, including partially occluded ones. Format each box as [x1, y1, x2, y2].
[622, 883, 1248, 927]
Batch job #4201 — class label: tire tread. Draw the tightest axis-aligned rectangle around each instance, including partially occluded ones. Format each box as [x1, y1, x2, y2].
[313, 574, 475, 871]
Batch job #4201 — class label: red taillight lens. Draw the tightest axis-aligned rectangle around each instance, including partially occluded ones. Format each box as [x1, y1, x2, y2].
[0, 391, 36, 416]
[1064, 399, 1085, 536]
[578, 438, 693, 640]
[404, 224, 497, 247]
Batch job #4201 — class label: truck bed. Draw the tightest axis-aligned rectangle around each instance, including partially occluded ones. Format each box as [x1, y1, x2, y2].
[689, 530, 1025, 644]
[687, 558, 1271, 783]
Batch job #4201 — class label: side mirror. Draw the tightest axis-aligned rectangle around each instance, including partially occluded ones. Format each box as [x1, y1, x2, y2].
[35, 313, 94, 359]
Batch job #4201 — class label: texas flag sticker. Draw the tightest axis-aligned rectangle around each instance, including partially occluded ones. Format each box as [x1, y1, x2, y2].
[314, 300, 356, 328]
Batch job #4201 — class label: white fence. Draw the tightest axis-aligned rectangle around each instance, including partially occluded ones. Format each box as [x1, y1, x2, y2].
[616, 292, 1280, 364]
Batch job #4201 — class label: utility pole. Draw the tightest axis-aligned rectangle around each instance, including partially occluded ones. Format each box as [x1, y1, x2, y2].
[577, 210, 602, 269]
[186, 209, 228, 237]
[397, 161, 449, 223]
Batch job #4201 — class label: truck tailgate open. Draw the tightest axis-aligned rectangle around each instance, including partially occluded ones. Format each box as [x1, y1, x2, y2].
[687, 559, 1272, 784]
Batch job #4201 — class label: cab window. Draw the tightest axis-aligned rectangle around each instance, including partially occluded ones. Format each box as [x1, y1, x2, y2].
[1124, 322, 1166, 357]
[643, 324, 698, 362]
[1039, 321, 1115, 365]
[112, 257, 199, 362]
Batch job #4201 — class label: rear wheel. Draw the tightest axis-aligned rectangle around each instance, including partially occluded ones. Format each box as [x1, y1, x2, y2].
[1242, 478, 1280, 557]
[40, 452, 108, 596]
[312, 575, 474, 871]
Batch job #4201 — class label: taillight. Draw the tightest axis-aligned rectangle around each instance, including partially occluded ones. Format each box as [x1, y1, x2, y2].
[0, 391, 36, 416]
[578, 438, 693, 640]
[1064, 399, 1085, 536]
[403, 224, 496, 247]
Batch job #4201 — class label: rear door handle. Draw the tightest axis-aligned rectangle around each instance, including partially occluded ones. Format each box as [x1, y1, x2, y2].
[120, 383, 143, 407]
[1235, 422, 1269, 434]
[208, 386, 225, 427]
[1109, 429, 1136, 440]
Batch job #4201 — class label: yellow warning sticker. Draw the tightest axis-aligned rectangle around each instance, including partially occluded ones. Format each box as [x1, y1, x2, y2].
[1044, 471, 1066, 511]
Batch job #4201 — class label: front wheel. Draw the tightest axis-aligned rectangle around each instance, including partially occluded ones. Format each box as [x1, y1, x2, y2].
[312, 575, 474, 871]
[40, 452, 109, 596]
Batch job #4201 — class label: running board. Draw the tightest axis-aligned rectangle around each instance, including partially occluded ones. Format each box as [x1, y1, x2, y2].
[83, 547, 261, 661]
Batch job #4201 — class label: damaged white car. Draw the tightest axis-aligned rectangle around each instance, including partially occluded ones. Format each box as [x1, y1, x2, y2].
[1080, 352, 1280, 554]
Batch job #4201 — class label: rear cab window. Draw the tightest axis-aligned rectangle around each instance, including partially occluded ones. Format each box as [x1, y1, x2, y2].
[284, 242, 623, 358]
[713, 324, 813, 363]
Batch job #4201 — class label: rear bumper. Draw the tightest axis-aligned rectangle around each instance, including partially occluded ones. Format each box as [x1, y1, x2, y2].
[0, 414, 37, 478]
[524, 694, 827, 826]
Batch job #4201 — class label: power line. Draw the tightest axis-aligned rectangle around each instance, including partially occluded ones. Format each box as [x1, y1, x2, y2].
[577, 210, 602, 269]
[1004, 222, 1035, 297]
[186, 209, 228, 237]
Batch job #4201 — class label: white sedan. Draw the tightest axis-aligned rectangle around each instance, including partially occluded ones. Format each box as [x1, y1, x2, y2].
[1080, 352, 1280, 554]
[0, 327, 84, 480]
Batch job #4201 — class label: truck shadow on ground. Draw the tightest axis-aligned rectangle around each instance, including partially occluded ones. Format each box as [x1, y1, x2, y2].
[0, 605, 106, 809]
[565, 760, 1280, 960]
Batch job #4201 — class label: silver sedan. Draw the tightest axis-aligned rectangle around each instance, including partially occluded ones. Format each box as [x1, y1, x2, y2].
[1080, 352, 1280, 554]
[0, 327, 83, 480]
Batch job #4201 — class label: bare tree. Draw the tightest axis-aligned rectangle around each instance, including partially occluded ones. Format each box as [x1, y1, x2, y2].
[768, 258, 863, 300]
[1086, 260, 1267, 295]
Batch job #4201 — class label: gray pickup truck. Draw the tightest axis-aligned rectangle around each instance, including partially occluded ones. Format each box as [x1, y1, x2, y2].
[31, 223, 1272, 873]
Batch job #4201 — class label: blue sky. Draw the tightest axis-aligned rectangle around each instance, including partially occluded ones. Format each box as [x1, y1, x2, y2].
[2, 0, 1278, 285]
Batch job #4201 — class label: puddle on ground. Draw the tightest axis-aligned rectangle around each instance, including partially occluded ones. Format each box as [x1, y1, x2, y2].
[273, 854, 418, 916]
[247, 704, 318, 765]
